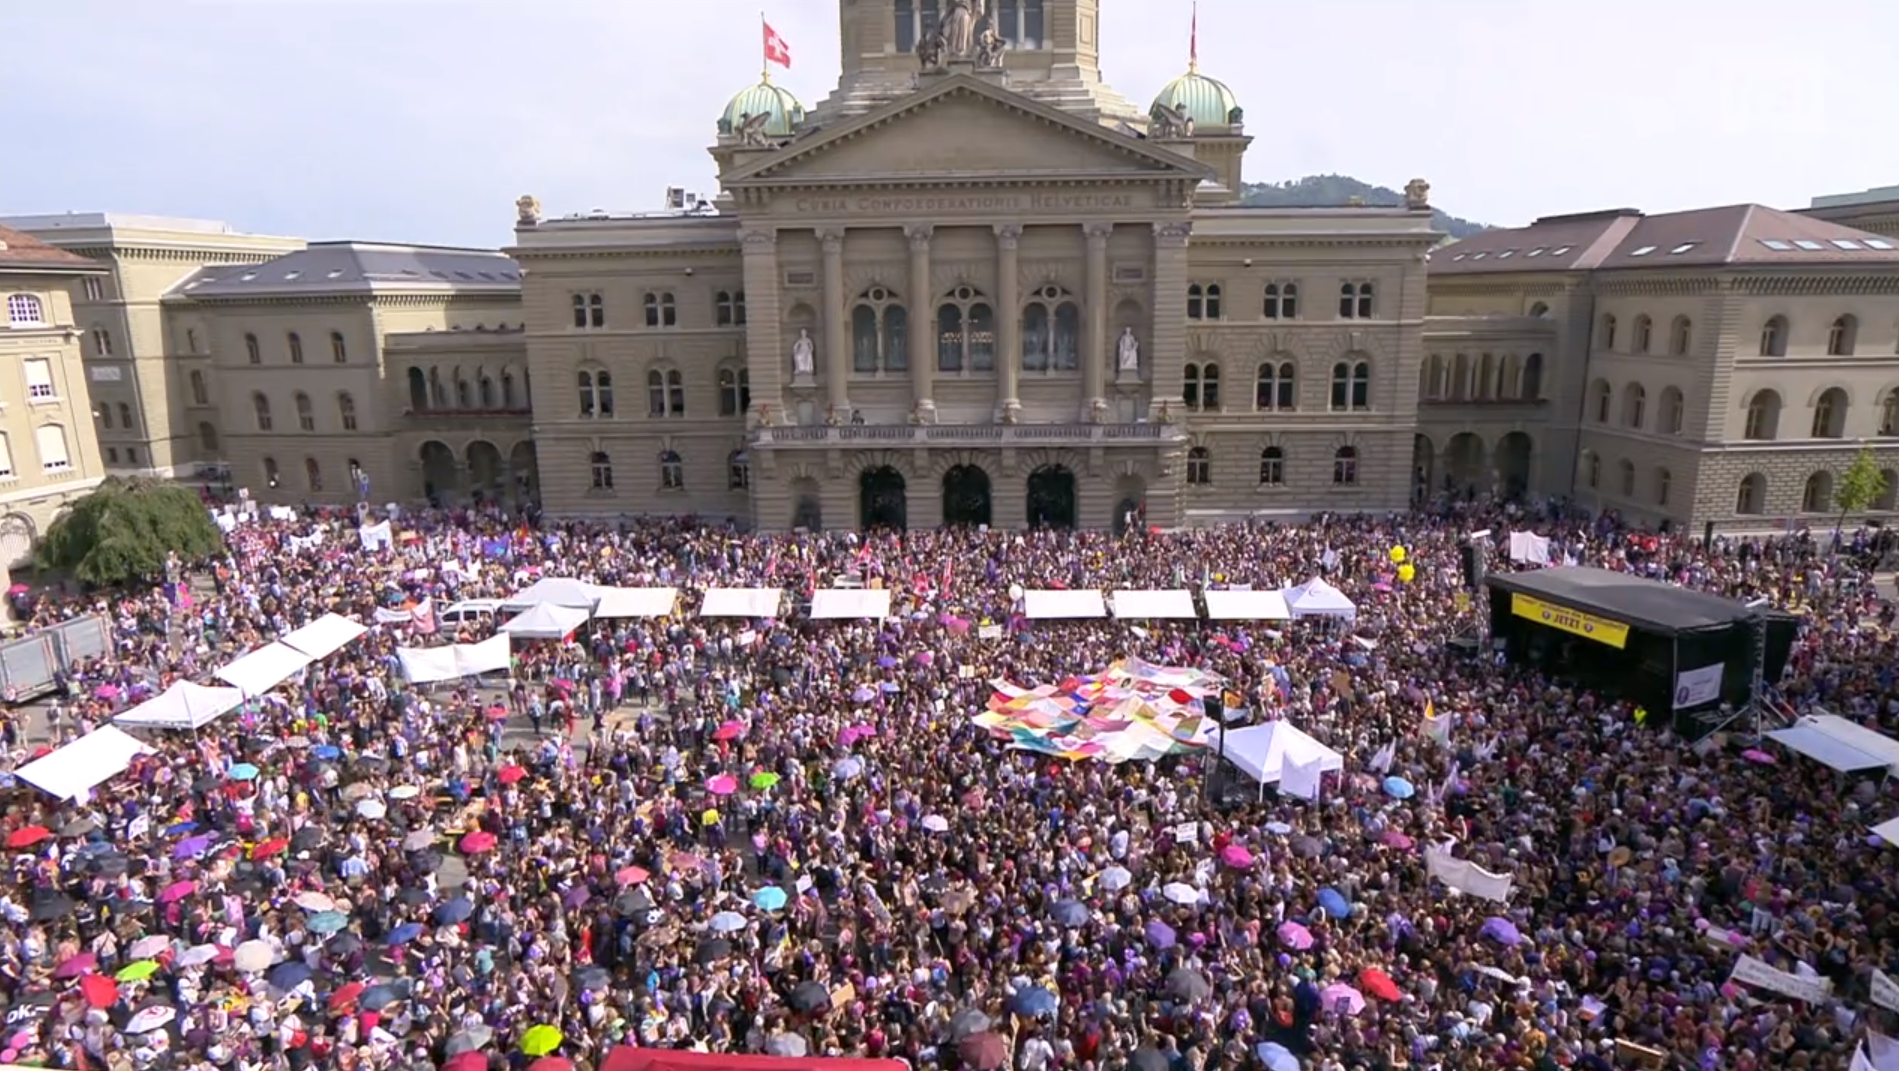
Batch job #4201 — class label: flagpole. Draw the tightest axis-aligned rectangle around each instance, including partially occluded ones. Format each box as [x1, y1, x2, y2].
[760, 11, 769, 82]
[1188, 1, 1198, 73]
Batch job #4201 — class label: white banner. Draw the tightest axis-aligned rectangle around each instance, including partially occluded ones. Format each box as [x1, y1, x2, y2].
[1507, 531, 1552, 565]
[1673, 663, 1725, 710]
[1727, 954, 1832, 1004]
[1423, 848, 1515, 902]
[1872, 968, 1899, 1014]
[1852, 1032, 1899, 1071]
[359, 520, 394, 552]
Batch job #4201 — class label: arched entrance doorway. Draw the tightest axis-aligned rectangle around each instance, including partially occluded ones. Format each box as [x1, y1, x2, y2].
[942, 465, 992, 527]
[466, 441, 504, 503]
[508, 441, 540, 506]
[859, 466, 907, 530]
[1444, 432, 1486, 496]
[1495, 432, 1533, 499]
[1027, 465, 1077, 529]
[1411, 435, 1435, 502]
[1112, 475, 1147, 535]
[790, 477, 822, 531]
[419, 441, 458, 503]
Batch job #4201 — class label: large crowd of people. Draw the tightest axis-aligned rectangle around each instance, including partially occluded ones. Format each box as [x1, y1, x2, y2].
[0, 498, 1894, 1071]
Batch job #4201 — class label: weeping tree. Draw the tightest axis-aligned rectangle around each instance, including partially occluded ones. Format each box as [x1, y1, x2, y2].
[35, 478, 224, 586]
[1833, 446, 1890, 546]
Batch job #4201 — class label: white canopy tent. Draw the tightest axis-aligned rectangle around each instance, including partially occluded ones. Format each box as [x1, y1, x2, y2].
[215, 643, 314, 697]
[1282, 577, 1357, 620]
[501, 577, 603, 611]
[592, 587, 679, 619]
[1766, 723, 1890, 772]
[279, 614, 368, 660]
[1108, 590, 1198, 619]
[499, 603, 591, 640]
[1871, 816, 1899, 849]
[17, 727, 153, 801]
[1203, 589, 1292, 621]
[700, 588, 784, 618]
[1208, 721, 1345, 794]
[398, 634, 511, 684]
[114, 681, 246, 731]
[1798, 714, 1899, 774]
[810, 588, 892, 620]
[1023, 589, 1108, 619]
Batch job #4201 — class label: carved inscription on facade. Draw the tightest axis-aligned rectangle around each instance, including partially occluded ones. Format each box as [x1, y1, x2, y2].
[789, 192, 1138, 215]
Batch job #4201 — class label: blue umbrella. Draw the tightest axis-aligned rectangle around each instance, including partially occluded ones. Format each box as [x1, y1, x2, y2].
[1382, 776, 1415, 800]
[164, 821, 199, 837]
[753, 887, 788, 912]
[386, 922, 424, 945]
[1050, 899, 1090, 928]
[362, 982, 410, 1011]
[832, 757, 864, 781]
[228, 763, 260, 782]
[433, 898, 474, 925]
[311, 745, 342, 761]
[268, 961, 313, 991]
[1010, 985, 1059, 1018]
[307, 911, 348, 934]
[1317, 887, 1352, 919]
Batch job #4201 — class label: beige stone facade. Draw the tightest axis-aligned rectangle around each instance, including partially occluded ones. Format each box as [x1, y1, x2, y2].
[1422, 205, 1899, 534]
[0, 226, 113, 571]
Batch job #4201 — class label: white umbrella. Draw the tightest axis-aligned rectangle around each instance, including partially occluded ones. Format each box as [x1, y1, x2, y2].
[1098, 866, 1133, 892]
[356, 798, 388, 820]
[921, 815, 950, 833]
[1255, 1042, 1298, 1071]
[177, 944, 219, 968]
[127, 1006, 177, 1034]
[293, 892, 335, 912]
[709, 911, 748, 933]
[233, 939, 274, 973]
[128, 935, 171, 960]
[1162, 882, 1200, 906]
[388, 785, 421, 800]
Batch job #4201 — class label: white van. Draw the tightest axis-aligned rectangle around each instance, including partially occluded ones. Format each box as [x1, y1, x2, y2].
[439, 599, 504, 626]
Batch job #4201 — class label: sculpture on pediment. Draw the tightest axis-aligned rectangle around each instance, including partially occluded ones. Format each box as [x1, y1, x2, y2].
[1116, 327, 1141, 372]
[735, 112, 773, 148]
[1405, 178, 1431, 210]
[975, 23, 1007, 67]
[942, 0, 980, 57]
[916, 28, 947, 72]
[791, 329, 816, 376]
[1150, 101, 1194, 140]
[515, 195, 541, 225]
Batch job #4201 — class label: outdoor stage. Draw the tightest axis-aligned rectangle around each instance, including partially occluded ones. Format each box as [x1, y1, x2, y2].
[1485, 567, 1797, 736]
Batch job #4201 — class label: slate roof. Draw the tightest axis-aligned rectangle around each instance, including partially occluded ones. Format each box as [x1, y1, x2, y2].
[1430, 204, 1899, 276]
[0, 224, 106, 273]
[171, 242, 519, 298]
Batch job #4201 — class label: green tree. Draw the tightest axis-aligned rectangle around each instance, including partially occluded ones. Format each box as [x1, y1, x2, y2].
[35, 478, 224, 586]
[1833, 446, 1889, 544]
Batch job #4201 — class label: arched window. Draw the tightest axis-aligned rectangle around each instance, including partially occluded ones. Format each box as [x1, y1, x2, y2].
[337, 392, 358, 431]
[1527, 301, 1550, 319]
[1021, 285, 1078, 372]
[1598, 314, 1617, 352]
[852, 304, 880, 373]
[1255, 361, 1296, 410]
[719, 367, 751, 417]
[577, 370, 605, 418]
[1811, 387, 1847, 438]
[330, 330, 348, 363]
[408, 367, 429, 410]
[1420, 355, 1442, 400]
[851, 286, 907, 373]
[1497, 354, 1522, 399]
[1632, 315, 1653, 355]
[1263, 282, 1298, 320]
[1618, 458, 1636, 497]
[1760, 315, 1789, 357]
[727, 449, 751, 490]
[1477, 354, 1496, 399]
[1183, 363, 1220, 410]
[1622, 383, 1646, 429]
[97, 405, 111, 429]
[1187, 283, 1221, 320]
[185, 328, 199, 353]
[287, 332, 304, 364]
[1589, 379, 1612, 424]
[666, 369, 685, 416]
[189, 370, 209, 406]
[198, 422, 219, 453]
[1736, 473, 1766, 515]
[1451, 353, 1471, 400]
[262, 456, 280, 489]
[4, 294, 44, 326]
[1186, 447, 1211, 485]
[1660, 386, 1684, 434]
[1339, 282, 1374, 319]
[244, 333, 261, 364]
[449, 371, 469, 410]
[1744, 390, 1781, 440]
[644, 292, 676, 328]
[118, 402, 134, 431]
[501, 370, 517, 409]
[1656, 468, 1672, 507]
[936, 286, 992, 373]
[478, 372, 494, 409]
[590, 451, 613, 490]
[252, 392, 273, 432]
[1258, 447, 1285, 486]
[1803, 470, 1834, 513]
[1881, 390, 1899, 435]
[647, 370, 668, 416]
[305, 457, 323, 492]
[1828, 314, 1858, 356]
[1332, 446, 1359, 485]
[1522, 353, 1544, 401]
[1669, 316, 1692, 356]
[295, 391, 315, 432]
[429, 368, 447, 408]
[1330, 361, 1370, 411]
[659, 449, 684, 489]
[90, 328, 113, 357]
[716, 290, 748, 327]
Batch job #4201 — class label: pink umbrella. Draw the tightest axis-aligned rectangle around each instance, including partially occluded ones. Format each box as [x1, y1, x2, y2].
[93, 684, 120, 701]
[1276, 921, 1313, 950]
[1380, 830, 1414, 850]
[706, 774, 738, 796]
[459, 831, 497, 854]
[1319, 982, 1366, 1016]
[713, 721, 745, 742]
[52, 952, 96, 979]
[615, 866, 649, 886]
[1742, 748, 1776, 765]
[158, 880, 196, 904]
[1219, 844, 1254, 869]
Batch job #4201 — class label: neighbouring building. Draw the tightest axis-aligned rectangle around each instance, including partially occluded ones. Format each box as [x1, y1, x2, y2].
[1421, 204, 1899, 532]
[1802, 185, 1899, 238]
[0, 225, 112, 576]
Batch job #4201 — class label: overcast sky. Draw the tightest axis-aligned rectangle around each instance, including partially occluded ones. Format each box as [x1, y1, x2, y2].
[4, 0, 1891, 248]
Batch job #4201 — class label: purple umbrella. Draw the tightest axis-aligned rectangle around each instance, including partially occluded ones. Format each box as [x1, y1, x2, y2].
[1144, 919, 1177, 948]
[563, 885, 591, 910]
[1276, 920, 1313, 950]
[1479, 916, 1522, 946]
[172, 835, 213, 860]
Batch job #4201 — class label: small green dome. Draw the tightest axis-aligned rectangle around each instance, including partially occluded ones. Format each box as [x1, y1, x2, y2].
[719, 80, 805, 139]
[1150, 69, 1242, 132]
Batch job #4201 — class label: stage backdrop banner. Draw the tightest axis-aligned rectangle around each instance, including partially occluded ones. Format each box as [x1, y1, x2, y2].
[1510, 593, 1630, 649]
[1672, 663, 1725, 710]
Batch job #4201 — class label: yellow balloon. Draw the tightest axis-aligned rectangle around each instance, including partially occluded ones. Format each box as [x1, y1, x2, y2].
[1389, 546, 1407, 563]
[1397, 563, 1416, 583]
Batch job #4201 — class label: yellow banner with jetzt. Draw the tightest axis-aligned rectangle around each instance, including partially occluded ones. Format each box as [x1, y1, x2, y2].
[1511, 592, 1630, 649]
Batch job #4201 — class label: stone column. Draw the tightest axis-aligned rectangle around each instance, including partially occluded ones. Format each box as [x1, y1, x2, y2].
[1082, 222, 1113, 418]
[738, 228, 783, 423]
[905, 225, 935, 418]
[994, 224, 1022, 422]
[1148, 221, 1192, 414]
[819, 228, 850, 414]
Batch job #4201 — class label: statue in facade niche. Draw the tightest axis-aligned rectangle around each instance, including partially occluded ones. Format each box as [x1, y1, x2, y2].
[1117, 328, 1141, 372]
[941, 0, 980, 57]
[515, 195, 541, 225]
[791, 329, 816, 376]
[1149, 101, 1194, 139]
[916, 28, 946, 72]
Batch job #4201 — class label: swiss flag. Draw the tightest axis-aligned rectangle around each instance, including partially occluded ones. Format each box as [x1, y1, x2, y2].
[763, 21, 792, 68]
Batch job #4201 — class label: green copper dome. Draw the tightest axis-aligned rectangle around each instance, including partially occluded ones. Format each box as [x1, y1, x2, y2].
[1150, 69, 1243, 133]
[718, 80, 805, 139]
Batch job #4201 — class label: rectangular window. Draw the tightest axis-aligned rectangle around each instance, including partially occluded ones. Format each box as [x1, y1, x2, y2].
[82, 277, 105, 302]
[36, 425, 69, 471]
[0, 436, 15, 477]
[23, 359, 54, 400]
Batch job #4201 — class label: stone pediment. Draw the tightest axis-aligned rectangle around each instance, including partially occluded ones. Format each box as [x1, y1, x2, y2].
[724, 75, 1209, 187]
